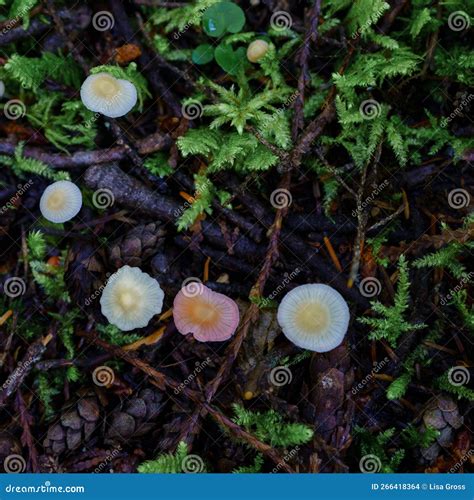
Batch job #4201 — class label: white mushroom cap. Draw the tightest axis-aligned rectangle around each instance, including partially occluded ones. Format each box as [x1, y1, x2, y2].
[100, 265, 164, 331]
[277, 284, 350, 352]
[80, 73, 137, 118]
[39, 180, 83, 223]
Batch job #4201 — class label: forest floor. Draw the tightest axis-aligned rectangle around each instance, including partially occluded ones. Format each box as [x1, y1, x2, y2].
[0, 0, 472, 474]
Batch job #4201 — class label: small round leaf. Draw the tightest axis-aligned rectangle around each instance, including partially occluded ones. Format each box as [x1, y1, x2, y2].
[202, 4, 227, 37]
[221, 2, 246, 33]
[192, 44, 214, 64]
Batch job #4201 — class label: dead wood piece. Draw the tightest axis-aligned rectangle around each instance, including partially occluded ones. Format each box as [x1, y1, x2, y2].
[0, 132, 172, 169]
[0, 335, 51, 406]
[83, 164, 178, 222]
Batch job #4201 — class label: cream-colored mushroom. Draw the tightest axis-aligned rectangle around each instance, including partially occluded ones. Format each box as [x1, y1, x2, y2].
[277, 284, 350, 352]
[100, 266, 164, 331]
[39, 180, 83, 223]
[247, 40, 269, 63]
[80, 72, 137, 118]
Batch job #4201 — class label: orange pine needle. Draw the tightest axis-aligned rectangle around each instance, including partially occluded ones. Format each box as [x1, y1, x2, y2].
[323, 236, 343, 272]
[179, 191, 196, 204]
[0, 309, 13, 326]
[159, 308, 173, 321]
[123, 326, 166, 351]
[401, 189, 410, 219]
[203, 256, 211, 282]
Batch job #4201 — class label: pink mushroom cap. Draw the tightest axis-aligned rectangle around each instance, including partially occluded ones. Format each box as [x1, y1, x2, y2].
[173, 283, 240, 342]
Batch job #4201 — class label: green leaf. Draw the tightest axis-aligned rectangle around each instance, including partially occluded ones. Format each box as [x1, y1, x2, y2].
[202, 1, 245, 37]
[203, 3, 227, 37]
[222, 2, 245, 33]
[192, 44, 215, 64]
[214, 44, 246, 75]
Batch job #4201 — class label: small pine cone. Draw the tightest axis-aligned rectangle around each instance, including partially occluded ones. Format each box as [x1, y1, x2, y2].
[419, 395, 463, 463]
[0, 432, 22, 472]
[105, 388, 163, 445]
[43, 396, 100, 455]
[109, 223, 166, 268]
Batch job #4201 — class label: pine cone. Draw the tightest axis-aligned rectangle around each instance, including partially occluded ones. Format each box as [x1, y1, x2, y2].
[105, 388, 163, 445]
[419, 395, 463, 463]
[43, 396, 100, 455]
[0, 432, 22, 472]
[109, 223, 166, 268]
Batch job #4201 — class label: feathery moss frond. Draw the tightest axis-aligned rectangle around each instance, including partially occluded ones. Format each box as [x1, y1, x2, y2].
[359, 255, 426, 346]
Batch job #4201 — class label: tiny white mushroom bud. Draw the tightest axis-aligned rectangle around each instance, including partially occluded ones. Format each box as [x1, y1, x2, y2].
[100, 266, 164, 331]
[277, 284, 350, 352]
[247, 40, 269, 63]
[80, 72, 137, 118]
[39, 180, 83, 223]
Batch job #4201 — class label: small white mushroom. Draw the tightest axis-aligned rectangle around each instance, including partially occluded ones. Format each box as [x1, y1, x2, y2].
[247, 40, 269, 63]
[39, 180, 83, 223]
[80, 72, 137, 118]
[0, 81, 5, 99]
[277, 283, 350, 352]
[100, 265, 164, 331]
